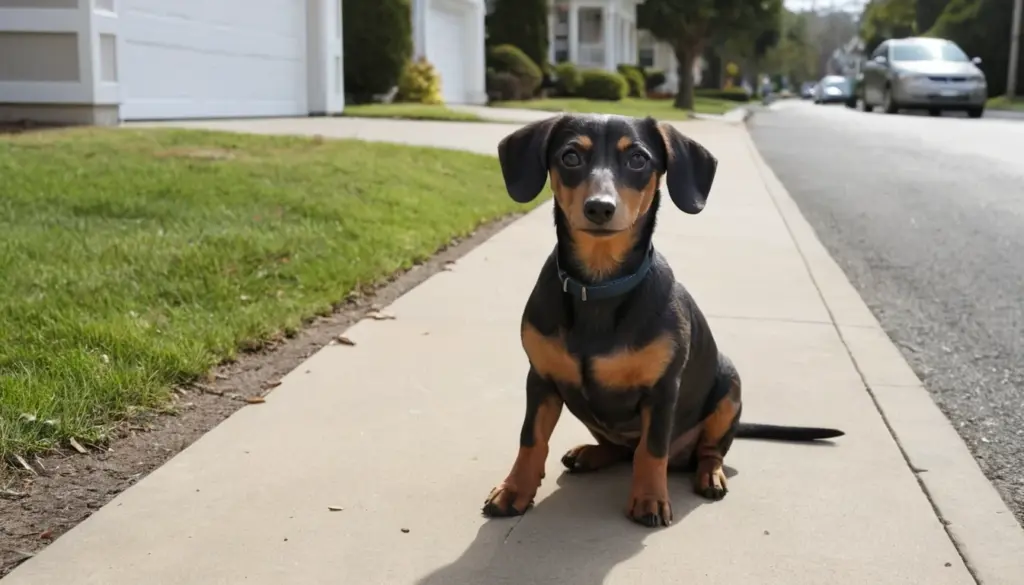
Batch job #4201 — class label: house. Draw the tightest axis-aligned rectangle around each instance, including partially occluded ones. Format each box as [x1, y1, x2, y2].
[0, 0, 345, 125]
[410, 0, 488, 104]
[490, 0, 701, 95]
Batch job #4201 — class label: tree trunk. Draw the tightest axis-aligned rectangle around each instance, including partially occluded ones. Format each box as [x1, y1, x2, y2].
[673, 45, 699, 110]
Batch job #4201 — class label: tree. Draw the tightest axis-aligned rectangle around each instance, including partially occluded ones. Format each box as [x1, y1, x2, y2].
[486, 0, 549, 68]
[343, 0, 412, 102]
[638, 0, 782, 109]
[858, 0, 916, 55]
[926, 0, 1022, 95]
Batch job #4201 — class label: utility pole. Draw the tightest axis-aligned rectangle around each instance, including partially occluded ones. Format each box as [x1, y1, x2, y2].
[1008, 0, 1023, 99]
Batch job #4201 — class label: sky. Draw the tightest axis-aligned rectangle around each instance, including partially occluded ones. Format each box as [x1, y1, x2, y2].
[784, 0, 869, 13]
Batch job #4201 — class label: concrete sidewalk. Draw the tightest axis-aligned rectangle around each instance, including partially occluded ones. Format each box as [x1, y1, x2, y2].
[8, 118, 1024, 584]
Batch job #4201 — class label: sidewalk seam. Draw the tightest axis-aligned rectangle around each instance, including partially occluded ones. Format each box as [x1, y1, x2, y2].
[740, 130, 983, 585]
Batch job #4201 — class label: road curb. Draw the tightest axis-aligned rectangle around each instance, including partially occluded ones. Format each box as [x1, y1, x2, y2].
[740, 127, 1024, 585]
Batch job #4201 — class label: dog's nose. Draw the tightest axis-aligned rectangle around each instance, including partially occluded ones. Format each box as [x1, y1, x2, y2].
[583, 197, 616, 225]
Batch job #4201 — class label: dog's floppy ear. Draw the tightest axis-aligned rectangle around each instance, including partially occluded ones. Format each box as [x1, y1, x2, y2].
[497, 115, 564, 203]
[653, 120, 718, 214]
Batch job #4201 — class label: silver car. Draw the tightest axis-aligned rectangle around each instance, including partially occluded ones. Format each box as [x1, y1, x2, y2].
[859, 37, 987, 118]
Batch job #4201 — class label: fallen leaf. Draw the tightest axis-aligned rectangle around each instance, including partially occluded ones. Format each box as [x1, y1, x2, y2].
[327, 506, 344, 512]
[246, 396, 266, 404]
[335, 335, 356, 346]
[69, 437, 88, 454]
[263, 380, 282, 390]
[401, 528, 410, 534]
[367, 311, 396, 321]
[39, 529, 53, 540]
[13, 454, 37, 476]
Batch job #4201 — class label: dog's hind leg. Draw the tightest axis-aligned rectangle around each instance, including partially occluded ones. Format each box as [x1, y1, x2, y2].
[693, 361, 742, 500]
[561, 433, 633, 474]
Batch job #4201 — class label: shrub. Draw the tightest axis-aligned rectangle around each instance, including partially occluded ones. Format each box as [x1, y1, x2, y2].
[488, 44, 543, 98]
[644, 69, 667, 92]
[578, 69, 629, 101]
[553, 62, 582, 96]
[343, 0, 412, 102]
[695, 88, 750, 103]
[617, 64, 646, 97]
[486, 68, 523, 102]
[396, 57, 444, 104]
[485, 0, 549, 68]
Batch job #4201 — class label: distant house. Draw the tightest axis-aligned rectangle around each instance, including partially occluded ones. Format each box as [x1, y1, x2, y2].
[0, 0, 345, 125]
[411, 0, 488, 104]
[482, 0, 700, 94]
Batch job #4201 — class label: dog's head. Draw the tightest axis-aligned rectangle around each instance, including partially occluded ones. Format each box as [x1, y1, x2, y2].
[496, 113, 717, 278]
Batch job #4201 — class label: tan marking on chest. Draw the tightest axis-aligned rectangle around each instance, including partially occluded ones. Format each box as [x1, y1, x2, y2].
[591, 334, 677, 390]
[522, 323, 582, 386]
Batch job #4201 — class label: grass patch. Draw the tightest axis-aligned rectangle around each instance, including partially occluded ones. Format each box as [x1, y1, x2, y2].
[986, 96, 1024, 111]
[493, 96, 737, 118]
[342, 103, 484, 122]
[0, 127, 536, 459]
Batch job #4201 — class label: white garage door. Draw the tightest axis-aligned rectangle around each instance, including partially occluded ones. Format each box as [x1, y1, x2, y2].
[119, 0, 308, 120]
[426, 4, 467, 104]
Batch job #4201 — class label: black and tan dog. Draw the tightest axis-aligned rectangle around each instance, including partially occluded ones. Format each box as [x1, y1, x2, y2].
[482, 113, 844, 528]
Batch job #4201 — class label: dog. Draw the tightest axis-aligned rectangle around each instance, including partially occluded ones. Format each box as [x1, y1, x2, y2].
[481, 113, 844, 528]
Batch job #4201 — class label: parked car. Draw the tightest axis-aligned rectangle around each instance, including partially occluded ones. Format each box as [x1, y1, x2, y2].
[813, 75, 853, 104]
[800, 81, 817, 99]
[858, 36, 987, 118]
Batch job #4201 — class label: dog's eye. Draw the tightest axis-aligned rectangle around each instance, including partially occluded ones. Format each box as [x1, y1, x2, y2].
[561, 150, 581, 167]
[627, 152, 648, 170]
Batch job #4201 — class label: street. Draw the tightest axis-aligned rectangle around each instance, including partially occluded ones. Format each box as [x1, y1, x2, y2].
[749, 99, 1024, 525]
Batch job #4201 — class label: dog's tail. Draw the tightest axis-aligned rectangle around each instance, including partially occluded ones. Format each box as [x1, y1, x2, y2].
[735, 422, 844, 442]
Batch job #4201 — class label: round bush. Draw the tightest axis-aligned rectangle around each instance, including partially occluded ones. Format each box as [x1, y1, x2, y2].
[485, 0, 549, 68]
[486, 68, 523, 102]
[616, 64, 645, 97]
[343, 0, 412, 101]
[553, 62, 582, 96]
[578, 69, 628, 101]
[397, 57, 443, 104]
[695, 88, 750, 103]
[488, 44, 543, 98]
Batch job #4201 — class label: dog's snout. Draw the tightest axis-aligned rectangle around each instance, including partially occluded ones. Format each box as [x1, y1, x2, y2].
[583, 196, 616, 225]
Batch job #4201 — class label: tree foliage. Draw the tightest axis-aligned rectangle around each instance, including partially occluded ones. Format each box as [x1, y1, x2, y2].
[638, 0, 781, 108]
[343, 0, 412, 101]
[486, 0, 550, 69]
[926, 0, 1023, 95]
[859, 0, 916, 55]
[760, 9, 821, 84]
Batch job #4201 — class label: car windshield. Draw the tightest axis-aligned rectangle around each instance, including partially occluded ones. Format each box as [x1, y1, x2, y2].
[822, 77, 848, 89]
[891, 42, 970, 62]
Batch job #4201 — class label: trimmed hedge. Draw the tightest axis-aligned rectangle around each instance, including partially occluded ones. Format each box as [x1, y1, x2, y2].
[695, 88, 750, 103]
[553, 62, 583, 96]
[578, 69, 629, 101]
[617, 64, 646, 97]
[488, 44, 543, 99]
[343, 0, 412, 101]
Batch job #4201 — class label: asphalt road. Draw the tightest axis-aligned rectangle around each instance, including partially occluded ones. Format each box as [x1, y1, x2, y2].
[748, 99, 1024, 526]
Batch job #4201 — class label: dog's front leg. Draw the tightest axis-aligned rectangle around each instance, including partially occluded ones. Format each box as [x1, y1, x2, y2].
[627, 378, 679, 527]
[482, 369, 563, 517]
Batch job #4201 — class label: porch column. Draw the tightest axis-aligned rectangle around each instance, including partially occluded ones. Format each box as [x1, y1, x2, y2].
[568, 1, 578, 64]
[548, 12, 556, 63]
[602, 5, 615, 70]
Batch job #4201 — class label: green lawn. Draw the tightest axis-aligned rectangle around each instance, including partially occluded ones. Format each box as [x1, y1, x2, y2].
[0, 127, 536, 459]
[986, 96, 1024, 111]
[342, 103, 483, 122]
[492, 97, 738, 119]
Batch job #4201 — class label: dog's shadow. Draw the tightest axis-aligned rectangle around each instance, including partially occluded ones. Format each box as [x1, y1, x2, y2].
[415, 463, 738, 585]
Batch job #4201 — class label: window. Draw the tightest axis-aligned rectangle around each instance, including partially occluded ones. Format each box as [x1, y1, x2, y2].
[638, 32, 655, 68]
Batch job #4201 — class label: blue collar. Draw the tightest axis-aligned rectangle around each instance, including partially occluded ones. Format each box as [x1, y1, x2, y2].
[555, 246, 655, 302]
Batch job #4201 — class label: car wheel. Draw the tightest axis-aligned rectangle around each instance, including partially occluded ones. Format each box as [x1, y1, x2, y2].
[883, 87, 899, 114]
[845, 98, 856, 109]
[928, 108, 942, 117]
[861, 98, 874, 112]
[967, 107, 984, 119]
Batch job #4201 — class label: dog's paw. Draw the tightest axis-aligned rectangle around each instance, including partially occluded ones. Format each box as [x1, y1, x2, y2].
[694, 460, 728, 500]
[626, 492, 673, 528]
[561, 443, 627, 473]
[482, 483, 534, 517]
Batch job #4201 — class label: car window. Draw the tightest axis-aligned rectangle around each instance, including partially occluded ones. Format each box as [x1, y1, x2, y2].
[892, 41, 971, 62]
[871, 43, 887, 59]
